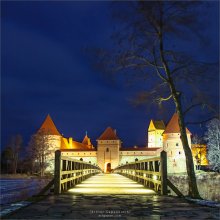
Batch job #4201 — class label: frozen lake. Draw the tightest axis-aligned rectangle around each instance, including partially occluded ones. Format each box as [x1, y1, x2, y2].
[0, 178, 51, 205]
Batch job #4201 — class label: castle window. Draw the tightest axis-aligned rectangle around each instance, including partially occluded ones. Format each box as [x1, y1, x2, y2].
[106, 148, 109, 152]
[179, 151, 181, 155]
[90, 153, 91, 155]
[176, 143, 179, 147]
[141, 152, 143, 154]
[84, 153, 86, 155]
[80, 158, 83, 161]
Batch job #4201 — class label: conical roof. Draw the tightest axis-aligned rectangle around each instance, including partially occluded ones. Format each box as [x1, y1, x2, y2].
[37, 114, 61, 136]
[163, 113, 191, 134]
[152, 120, 165, 130]
[82, 135, 89, 145]
[97, 127, 119, 140]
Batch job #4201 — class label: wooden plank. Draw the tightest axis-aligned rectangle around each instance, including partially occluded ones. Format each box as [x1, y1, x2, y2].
[37, 178, 54, 195]
[167, 179, 184, 197]
[160, 151, 168, 195]
[54, 150, 61, 194]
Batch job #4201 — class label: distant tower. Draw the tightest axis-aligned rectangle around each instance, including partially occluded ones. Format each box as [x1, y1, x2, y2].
[148, 120, 165, 147]
[96, 127, 122, 173]
[37, 114, 62, 172]
[163, 113, 192, 173]
[82, 133, 94, 149]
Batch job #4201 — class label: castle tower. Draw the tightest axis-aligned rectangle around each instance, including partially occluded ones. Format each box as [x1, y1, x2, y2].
[82, 133, 93, 149]
[148, 120, 165, 147]
[97, 127, 122, 172]
[163, 113, 191, 173]
[37, 114, 62, 172]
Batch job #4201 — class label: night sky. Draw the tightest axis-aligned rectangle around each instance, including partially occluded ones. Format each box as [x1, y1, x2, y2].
[1, 1, 219, 149]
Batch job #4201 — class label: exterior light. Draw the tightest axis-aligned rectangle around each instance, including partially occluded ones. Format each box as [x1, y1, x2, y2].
[153, 175, 157, 181]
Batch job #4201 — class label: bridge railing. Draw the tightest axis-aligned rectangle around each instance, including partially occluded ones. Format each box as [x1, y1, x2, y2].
[54, 150, 102, 194]
[113, 151, 167, 195]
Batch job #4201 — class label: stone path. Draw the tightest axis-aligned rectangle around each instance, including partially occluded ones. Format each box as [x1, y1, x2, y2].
[3, 174, 220, 219]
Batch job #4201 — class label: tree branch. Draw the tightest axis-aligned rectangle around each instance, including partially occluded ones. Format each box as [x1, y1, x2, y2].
[185, 116, 219, 125]
[183, 103, 204, 115]
[156, 94, 172, 104]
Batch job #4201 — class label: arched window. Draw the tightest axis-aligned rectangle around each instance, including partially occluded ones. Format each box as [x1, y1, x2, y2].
[80, 158, 83, 161]
[135, 158, 138, 162]
[106, 148, 109, 152]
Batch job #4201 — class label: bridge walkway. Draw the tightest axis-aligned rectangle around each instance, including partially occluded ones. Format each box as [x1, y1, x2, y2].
[3, 173, 219, 219]
[68, 173, 155, 195]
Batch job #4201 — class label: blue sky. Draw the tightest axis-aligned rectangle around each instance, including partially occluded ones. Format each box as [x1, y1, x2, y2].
[1, 1, 219, 148]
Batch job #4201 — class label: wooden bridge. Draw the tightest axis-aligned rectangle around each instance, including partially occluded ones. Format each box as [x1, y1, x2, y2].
[52, 150, 182, 196]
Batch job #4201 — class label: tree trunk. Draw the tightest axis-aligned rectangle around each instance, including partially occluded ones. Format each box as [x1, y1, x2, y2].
[159, 30, 201, 199]
[174, 94, 201, 199]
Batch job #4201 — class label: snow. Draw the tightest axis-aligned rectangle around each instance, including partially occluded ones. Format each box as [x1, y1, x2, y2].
[0, 201, 31, 217]
[168, 172, 220, 202]
[0, 178, 51, 217]
[0, 178, 50, 205]
[186, 197, 220, 208]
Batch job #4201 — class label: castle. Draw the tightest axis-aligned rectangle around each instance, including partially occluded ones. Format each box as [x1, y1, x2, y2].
[36, 113, 203, 174]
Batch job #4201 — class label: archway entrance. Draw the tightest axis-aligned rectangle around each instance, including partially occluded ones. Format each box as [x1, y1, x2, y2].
[106, 163, 111, 173]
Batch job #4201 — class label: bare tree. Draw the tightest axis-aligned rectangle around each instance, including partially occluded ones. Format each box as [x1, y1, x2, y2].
[28, 130, 51, 177]
[93, 1, 218, 198]
[204, 119, 220, 172]
[4, 135, 23, 174]
[1, 146, 13, 174]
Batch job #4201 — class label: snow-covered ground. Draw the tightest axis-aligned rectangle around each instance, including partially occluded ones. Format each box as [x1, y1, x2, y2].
[0, 178, 51, 205]
[168, 172, 220, 202]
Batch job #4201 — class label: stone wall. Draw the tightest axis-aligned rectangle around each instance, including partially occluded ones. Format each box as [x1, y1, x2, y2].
[168, 172, 220, 202]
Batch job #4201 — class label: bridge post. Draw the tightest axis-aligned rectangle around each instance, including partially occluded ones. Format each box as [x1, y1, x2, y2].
[160, 150, 168, 195]
[54, 150, 61, 194]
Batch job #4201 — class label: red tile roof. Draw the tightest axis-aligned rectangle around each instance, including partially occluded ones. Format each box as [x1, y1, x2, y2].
[38, 114, 61, 135]
[97, 127, 119, 140]
[61, 138, 92, 150]
[163, 113, 191, 134]
[82, 135, 90, 145]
